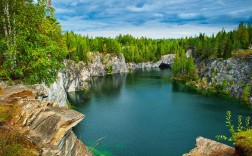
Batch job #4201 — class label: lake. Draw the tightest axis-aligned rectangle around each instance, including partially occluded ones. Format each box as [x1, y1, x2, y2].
[68, 69, 251, 156]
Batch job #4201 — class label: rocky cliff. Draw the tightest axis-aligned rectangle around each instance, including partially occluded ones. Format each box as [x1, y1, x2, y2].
[126, 54, 175, 70]
[0, 85, 91, 156]
[63, 52, 128, 92]
[62, 52, 175, 92]
[0, 52, 175, 156]
[195, 57, 252, 104]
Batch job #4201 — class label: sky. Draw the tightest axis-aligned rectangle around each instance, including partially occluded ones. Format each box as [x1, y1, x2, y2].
[52, 0, 252, 39]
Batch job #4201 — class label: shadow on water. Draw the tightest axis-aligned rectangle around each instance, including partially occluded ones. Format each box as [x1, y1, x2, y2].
[67, 73, 127, 108]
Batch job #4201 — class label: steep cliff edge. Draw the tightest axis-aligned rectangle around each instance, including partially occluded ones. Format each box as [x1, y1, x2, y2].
[0, 85, 91, 156]
[0, 53, 175, 155]
[63, 52, 129, 92]
[63, 52, 175, 92]
[195, 57, 252, 104]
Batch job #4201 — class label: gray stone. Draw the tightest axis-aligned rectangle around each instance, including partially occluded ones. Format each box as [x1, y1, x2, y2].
[127, 54, 175, 70]
[183, 137, 236, 156]
[196, 58, 252, 104]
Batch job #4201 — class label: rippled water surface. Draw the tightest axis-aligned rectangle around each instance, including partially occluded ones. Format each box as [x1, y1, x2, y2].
[69, 69, 251, 156]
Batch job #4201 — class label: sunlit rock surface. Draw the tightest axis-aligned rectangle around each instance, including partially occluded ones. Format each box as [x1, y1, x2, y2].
[0, 85, 91, 156]
[183, 137, 237, 156]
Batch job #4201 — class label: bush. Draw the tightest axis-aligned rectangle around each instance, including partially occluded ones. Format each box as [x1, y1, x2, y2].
[216, 111, 251, 143]
[235, 130, 252, 155]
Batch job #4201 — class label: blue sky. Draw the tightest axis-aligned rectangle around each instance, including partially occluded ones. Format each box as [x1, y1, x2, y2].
[53, 0, 252, 38]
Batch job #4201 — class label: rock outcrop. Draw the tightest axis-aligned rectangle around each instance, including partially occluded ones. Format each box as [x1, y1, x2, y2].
[62, 53, 175, 92]
[126, 54, 176, 70]
[29, 72, 67, 107]
[63, 53, 128, 92]
[0, 85, 91, 156]
[196, 57, 252, 104]
[183, 137, 237, 156]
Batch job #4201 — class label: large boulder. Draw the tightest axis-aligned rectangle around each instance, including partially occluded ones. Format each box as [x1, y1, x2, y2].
[183, 137, 237, 156]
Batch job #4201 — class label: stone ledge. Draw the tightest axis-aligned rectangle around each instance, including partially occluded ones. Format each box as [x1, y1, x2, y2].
[183, 137, 237, 156]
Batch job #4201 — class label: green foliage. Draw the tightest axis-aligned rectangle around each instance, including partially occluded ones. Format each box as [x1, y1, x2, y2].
[242, 85, 251, 103]
[235, 130, 252, 155]
[172, 48, 196, 81]
[1, 0, 251, 86]
[63, 22, 252, 66]
[67, 100, 77, 110]
[216, 111, 251, 144]
[214, 80, 228, 94]
[0, 0, 67, 85]
[106, 65, 113, 74]
[62, 22, 252, 69]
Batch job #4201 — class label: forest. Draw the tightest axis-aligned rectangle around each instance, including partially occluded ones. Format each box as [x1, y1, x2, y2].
[0, 0, 252, 84]
[65, 22, 252, 63]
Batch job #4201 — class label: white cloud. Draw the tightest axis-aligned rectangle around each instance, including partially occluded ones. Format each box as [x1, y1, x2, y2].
[53, 0, 252, 38]
[178, 13, 199, 19]
[73, 24, 235, 39]
[154, 13, 164, 17]
[55, 8, 75, 14]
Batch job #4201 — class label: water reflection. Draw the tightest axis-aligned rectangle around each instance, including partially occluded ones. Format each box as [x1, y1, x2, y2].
[172, 81, 196, 93]
[68, 73, 127, 106]
[70, 69, 251, 156]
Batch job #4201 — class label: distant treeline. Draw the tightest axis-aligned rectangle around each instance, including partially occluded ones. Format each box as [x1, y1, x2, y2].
[65, 22, 252, 63]
[0, 0, 251, 84]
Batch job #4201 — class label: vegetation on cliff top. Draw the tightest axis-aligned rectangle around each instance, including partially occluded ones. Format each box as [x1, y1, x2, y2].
[235, 130, 252, 155]
[0, 0, 252, 87]
[0, 0, 67, 85]
[216, 111, 252, 155]
[64, 22, 252, 64]
[0, 89, 38, 155]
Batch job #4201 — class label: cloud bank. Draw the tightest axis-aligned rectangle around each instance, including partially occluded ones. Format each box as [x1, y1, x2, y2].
[53, 0, 252, 38]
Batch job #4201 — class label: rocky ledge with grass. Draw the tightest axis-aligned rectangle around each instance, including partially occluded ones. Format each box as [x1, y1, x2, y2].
[0, 84, 91, 156]
[62, 52, 175, 92]
[190, 56, 252, 105]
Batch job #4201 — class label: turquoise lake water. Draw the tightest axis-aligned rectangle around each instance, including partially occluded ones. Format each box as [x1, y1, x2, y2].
[68, 69, 251, 156]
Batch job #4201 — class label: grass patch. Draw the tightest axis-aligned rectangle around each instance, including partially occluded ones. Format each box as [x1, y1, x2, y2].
[0, 105, 12, 122]
[0, 101, 19, 123]
[235, 130, 252, 155]
[0, 88, 3, 95]
[67, 100, 77, 110]
[232, 49, 252, 58]
[0, 127, 38, 156]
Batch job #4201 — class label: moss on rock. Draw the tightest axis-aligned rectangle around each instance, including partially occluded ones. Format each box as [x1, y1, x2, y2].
[235, 130, 252, 155]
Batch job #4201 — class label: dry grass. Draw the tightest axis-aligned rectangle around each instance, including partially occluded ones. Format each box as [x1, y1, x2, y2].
[0, 126, 39, 156]
[232, 49, 252, 59]
[0, 105, 13, 122]
[8, 90, 34, 99]
[0, 90, 39, 156]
